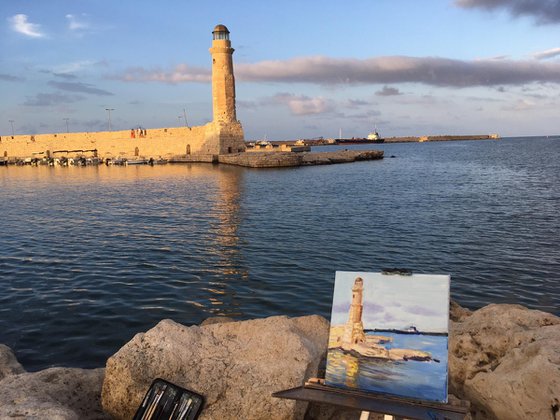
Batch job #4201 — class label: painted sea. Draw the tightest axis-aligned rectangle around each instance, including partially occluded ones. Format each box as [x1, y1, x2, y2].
[326, 332, 448, 402]
[0, 136, 559, 370]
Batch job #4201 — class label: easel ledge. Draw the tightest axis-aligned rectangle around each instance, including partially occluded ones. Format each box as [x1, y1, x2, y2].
[272, 379, 469, 420]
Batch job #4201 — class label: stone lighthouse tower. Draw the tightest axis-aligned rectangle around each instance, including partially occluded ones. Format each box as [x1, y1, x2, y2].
[342, 277, 366, 345]
[204, 24, 246, 155]
[210, 24, 237, 123]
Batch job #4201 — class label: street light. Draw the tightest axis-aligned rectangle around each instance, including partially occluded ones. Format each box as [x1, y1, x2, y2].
[63, 118, 69, 133]
[182, 108, 189, 127]
[9, 120, 15, 136]
[105, 108, 115, 131]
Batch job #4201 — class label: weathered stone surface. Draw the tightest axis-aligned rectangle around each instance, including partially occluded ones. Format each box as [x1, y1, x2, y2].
[219, 151, 303, 167]
[450, 299, 472, 322]
[200, 316, 236, 326]
[0, 343, 25, 380]
[449, 303, 560, 420]
[0, 366, 109, 419]
[102, 315, 329, 420]
[301, 150, 383, 166]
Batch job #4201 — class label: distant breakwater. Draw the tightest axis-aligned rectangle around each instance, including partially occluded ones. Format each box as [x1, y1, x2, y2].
[384, 134, 500, 143]
[267, 134, 500, 147]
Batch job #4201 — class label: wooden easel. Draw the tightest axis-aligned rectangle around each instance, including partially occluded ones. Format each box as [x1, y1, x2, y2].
[273, 378, 469, 420]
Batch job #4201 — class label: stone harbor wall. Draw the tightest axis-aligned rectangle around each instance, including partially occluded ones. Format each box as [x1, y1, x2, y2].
[0, 121, 246, 161]
[0, 303, 558, 419]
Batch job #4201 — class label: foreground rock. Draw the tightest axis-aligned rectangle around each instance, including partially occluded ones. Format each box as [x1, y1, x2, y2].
[0, 344, 25, 380]
[2, 303, 559, 419]
[449, 304, 560, 420]
[102, 315, 329, 420]
[0, 366, 108, 419]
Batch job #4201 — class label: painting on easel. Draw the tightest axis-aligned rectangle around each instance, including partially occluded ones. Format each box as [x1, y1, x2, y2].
[325, 271, 450, 402]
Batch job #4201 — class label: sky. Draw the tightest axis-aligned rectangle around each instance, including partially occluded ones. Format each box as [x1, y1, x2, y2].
[330, 272, 450, 333]
[1, 0, 559, 140]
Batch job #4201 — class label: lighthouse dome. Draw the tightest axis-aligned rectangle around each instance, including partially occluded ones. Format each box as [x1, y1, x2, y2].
[213, 24, 230, 40]
[213, 24, 229, 33]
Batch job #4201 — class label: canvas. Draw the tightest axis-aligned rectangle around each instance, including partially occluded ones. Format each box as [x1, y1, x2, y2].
[325, 271, 450, 403]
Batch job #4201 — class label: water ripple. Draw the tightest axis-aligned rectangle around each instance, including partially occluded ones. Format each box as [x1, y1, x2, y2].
[0, 137, 558, 370]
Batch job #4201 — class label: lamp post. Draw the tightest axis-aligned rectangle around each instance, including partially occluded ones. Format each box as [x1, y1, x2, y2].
[63, 118, 69, 133]
[9, 120, 15, 136]
[105, 108, 114, 131]
[183, 108, 189, 127]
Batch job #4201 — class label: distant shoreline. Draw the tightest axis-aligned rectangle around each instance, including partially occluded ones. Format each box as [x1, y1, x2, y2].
[262, 133, 500, 147]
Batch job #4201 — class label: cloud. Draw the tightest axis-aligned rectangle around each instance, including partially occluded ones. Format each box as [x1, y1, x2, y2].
[83, 119, 106, 130]
[502, 98, 535, 111]
[118, 64, 211, 83]
[53, 72, 78, 80]
[8, 14, 45, 38]
[267, 92, 335, 115]
[47, 81, 114, 96]
[0, 73, 24, 82]
[405, 305, 441, 317]
[455, 0, 560, 24]
[346, 99, 370, 107]
[376, 85, 403, 96]
[533, 47, 560, 60]
[66, 14, 89, 31]
[117, 54, 560, 88]
[23, 92, 84, 106]
[53, 60, 103, 74]
[235, 55, 560, 87]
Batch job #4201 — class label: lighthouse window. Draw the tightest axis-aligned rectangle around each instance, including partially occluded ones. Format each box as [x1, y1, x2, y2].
[213, 32, 229, 40]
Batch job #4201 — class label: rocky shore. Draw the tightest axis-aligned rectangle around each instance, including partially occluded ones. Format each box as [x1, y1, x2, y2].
[1, 302, 558, 419]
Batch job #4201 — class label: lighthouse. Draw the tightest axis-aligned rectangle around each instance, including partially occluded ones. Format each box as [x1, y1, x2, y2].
[204, 24, 245, 155]
[210, 24, 237, 123]
[342, 277, 366, 345]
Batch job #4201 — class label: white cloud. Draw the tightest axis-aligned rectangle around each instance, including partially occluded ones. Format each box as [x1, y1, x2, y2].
[52, 60, 99, 74]
[119, 64, 211, 83]
[267, 93, 334, 115]
[533, 47, 560, 60]
[66, 14, 89, 31]
[503, 98, 535, 111]
[8, 14, 45, 38]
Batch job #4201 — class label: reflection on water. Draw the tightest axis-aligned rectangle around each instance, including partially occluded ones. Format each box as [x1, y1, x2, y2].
[0, 164, 251, 370]
[0, 137, 559, 371]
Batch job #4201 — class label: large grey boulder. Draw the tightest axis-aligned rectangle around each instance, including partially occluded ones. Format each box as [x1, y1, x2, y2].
[449, 304, 560, 420]
[0, 343, 25, 380]
[0, 366, 109, 419]
[102, 314, 329, 420]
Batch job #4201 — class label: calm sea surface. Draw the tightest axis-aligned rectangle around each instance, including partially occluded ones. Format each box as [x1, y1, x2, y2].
[1, 137, 558, 370]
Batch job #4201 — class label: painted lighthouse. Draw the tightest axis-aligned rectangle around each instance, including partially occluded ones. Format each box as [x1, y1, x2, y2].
[342, 277, 366, 345]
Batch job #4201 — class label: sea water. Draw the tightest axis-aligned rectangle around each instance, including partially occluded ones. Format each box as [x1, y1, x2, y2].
[0, 136, 558, 370]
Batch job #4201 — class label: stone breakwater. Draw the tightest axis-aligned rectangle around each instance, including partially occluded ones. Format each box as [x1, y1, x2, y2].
[169, 150, 384, 167]
[217, 150, 384, 168]
[1, 302, 558, 419]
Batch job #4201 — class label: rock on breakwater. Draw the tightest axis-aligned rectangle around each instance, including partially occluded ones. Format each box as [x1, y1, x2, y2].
[217, 149, 383, 168]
